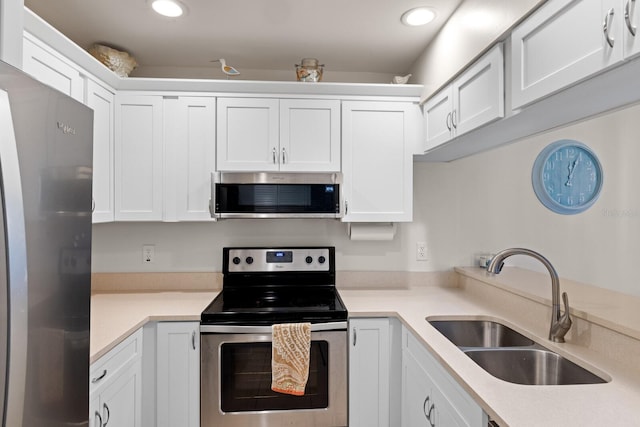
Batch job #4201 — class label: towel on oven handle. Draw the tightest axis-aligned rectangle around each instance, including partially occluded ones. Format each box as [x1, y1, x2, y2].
[271, 322, 311, 396]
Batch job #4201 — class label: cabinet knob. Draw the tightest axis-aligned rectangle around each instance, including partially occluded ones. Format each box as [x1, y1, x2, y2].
[282, 147, 287, 164]
[352, 328, 357, 346]
[272, 147, 277, 164]
[192, 330, 197, 350]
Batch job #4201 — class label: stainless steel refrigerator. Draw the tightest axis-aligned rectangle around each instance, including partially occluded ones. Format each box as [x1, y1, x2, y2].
[0, 60, 92, 425]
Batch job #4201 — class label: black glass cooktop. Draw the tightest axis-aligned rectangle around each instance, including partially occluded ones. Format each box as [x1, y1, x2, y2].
[201, 287, 348, 325]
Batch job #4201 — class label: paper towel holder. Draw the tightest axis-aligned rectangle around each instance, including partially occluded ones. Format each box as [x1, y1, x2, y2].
[347, 222, 397, 241]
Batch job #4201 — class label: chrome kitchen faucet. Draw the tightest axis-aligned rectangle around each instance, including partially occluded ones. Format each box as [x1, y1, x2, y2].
[486, 248, 572, 343]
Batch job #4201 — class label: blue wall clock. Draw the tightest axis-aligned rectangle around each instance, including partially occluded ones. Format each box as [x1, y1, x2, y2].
[531, 139, 603, 215]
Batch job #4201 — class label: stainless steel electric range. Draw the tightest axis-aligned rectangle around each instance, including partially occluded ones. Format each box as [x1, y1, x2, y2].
[200, 246, 348, 427]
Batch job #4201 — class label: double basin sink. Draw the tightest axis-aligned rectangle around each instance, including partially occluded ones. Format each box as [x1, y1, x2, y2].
[427, 318, 608, 385]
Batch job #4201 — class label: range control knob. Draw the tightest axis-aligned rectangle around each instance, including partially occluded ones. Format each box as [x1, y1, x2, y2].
[318, 256, 326, 264]
[305, 256, 313, 264]
[245, 256, 254, 265]
[232, 257, 241, 265]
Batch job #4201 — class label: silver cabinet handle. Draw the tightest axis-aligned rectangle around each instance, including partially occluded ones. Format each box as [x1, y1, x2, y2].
[91, 369, 107, 383]
[352, 328, 357, 346]
[604, 8, 616, 48]
[345, 201, 348, 215]
[626, 0, 637, 36]
[95, 411, 103, 427]
[451, 109, 457, 129]
[281, 147, 286, 164]
[446, 112, 452, 131]
[192, 330, 196, 350]
[272, 147, 277, 164]
[102, 403, 110, 427]
[91, 198, 96, 213]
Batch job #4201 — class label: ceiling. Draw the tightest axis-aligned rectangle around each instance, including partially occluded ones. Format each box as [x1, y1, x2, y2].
[24, 0, 463, 80]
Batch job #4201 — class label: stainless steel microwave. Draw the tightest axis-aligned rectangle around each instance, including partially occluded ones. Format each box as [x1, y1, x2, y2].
[210, 172, 342, 219]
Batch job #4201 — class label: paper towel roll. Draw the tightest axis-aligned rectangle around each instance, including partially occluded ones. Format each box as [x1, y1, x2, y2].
[348, 223, 396, 241]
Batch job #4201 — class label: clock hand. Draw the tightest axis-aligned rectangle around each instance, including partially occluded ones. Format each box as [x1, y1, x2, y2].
[565, 158, 580, 187]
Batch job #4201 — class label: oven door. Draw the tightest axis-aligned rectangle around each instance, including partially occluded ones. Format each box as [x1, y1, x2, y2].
[201, 322, 348, 427]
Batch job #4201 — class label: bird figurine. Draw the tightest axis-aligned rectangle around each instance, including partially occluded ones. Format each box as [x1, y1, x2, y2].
[391, 73, 412, 84]
[211, 58, 240, 78]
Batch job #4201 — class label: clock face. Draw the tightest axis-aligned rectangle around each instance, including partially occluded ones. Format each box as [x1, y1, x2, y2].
[532, 140, 603, 214]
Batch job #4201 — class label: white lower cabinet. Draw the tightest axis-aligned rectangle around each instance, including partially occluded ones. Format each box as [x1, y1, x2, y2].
[402, 327, 487, 427]
[156, 322, 200, 427]
[90, 329, 143, 427]
[349, 318, 391, 427]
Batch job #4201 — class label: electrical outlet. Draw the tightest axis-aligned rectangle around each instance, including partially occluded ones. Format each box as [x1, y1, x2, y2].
[416, 242, 427, 261]
[142, 244, 155, 264]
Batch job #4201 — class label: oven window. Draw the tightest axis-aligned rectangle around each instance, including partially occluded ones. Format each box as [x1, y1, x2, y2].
[220, 341, 329, 412]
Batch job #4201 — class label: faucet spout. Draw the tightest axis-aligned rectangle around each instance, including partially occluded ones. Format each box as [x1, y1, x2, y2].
[486, 248, 571, 343]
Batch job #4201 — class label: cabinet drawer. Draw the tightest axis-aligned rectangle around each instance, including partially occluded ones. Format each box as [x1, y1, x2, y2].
[90, 328, 143, 393]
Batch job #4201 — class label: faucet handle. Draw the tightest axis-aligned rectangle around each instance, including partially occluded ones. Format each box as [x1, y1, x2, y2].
[561, 292, 571, 320]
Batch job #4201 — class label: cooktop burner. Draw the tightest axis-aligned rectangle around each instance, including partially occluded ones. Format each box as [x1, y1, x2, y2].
[201, 247, 348, 325]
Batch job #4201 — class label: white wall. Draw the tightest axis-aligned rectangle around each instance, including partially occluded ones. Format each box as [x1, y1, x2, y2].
[421, 102, 640, 296]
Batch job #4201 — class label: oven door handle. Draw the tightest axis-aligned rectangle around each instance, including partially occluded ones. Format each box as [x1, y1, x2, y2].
[199, 321, 347, 334]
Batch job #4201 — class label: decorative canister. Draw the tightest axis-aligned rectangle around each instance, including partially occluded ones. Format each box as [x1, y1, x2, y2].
[295, 58, 324, 82]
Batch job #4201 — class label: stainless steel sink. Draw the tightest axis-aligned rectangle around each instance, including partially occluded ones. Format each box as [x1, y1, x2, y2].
[427, 318, 608, 385]
[428, 319, 534, 348]
[464, 348, 606, 385]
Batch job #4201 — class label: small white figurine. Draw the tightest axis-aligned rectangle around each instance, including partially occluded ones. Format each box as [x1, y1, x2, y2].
[212, 58, 240, 77]
[391, 73, 412, 84]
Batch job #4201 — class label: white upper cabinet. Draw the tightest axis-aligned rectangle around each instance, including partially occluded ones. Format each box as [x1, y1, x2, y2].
[216, 97, 279, 171]
[511, 0, 624, 109]
[114, 94, 164, 221]
[164, 96, 216, 221]
[217, 97, 340, 172]
[22, 33, 84, 102]
[22, 32, 83, 102]
[279, 99, 341, 171]
[424, 44, 504, 151]
[86, 79, 116, 223]
[342, 101, 420, 222]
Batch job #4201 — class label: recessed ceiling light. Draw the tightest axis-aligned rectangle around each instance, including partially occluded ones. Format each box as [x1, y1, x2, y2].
[401, 7, 436, 26]
[151, 0, 184, 18]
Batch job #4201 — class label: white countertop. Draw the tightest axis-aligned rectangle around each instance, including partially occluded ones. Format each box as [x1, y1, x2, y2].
[91, 271, 640, 426]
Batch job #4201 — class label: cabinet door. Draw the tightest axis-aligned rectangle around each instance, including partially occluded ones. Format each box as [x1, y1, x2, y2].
[511, 0, 623, 109]
[279, 99, 340, 172]
[348, 318, 390, 427]
[114, 94, 163, 221]
[216, 97, 279, 171]
[342, 102, 419, 222]
[164, 97, 216, 221]
[623, 0, 640, 58]
[156, 322, 200, 427]
[22, 33, 83, 102]
[453, 44, 504, 137]
[86, 79, 115, 223]
[402, 351, 434, 427]
[423, 87, 453, 151]
[99, 361, 143, 427]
